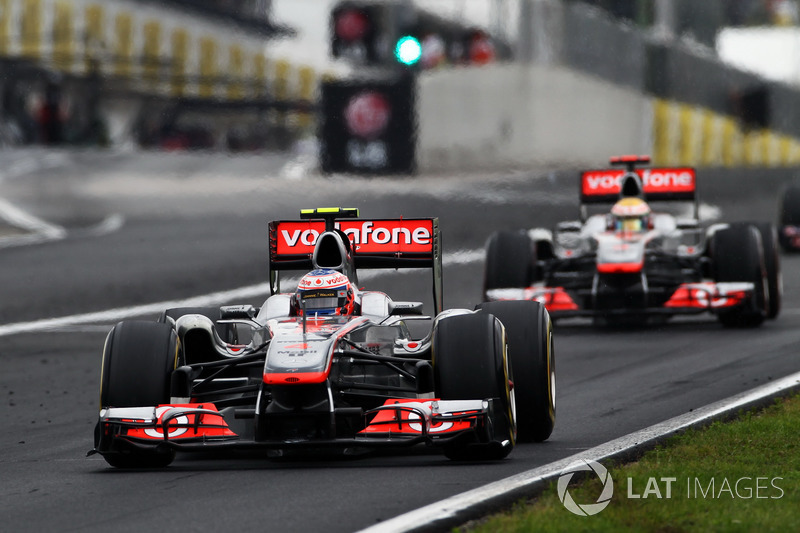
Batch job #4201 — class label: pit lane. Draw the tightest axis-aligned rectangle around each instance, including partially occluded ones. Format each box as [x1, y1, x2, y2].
[0, 150, 797, 532]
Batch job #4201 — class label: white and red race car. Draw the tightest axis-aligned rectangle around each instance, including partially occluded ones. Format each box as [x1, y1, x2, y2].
[484, 156, 781, 327]
[92, 208, 555, 468]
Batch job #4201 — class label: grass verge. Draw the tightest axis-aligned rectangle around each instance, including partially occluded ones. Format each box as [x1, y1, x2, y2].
[464, 393, 800, 533]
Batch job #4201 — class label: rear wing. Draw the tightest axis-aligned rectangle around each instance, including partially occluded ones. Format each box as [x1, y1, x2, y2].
[579, 156, 698, 220]
[268, 209, 443, 314]
[580, 167, 696, 204]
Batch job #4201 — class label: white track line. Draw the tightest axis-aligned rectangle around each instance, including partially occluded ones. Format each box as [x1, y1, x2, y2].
[0, 198, 125, 248]
[357, 371, 800, 533]
[0, 282, 273, 337]
[0, 197, 66, 240]
[0, 248, 485, 337]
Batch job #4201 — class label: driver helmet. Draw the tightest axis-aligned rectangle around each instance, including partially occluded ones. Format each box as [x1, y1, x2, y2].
[611, 197, 651, 233]
[292, 269, 356, 316]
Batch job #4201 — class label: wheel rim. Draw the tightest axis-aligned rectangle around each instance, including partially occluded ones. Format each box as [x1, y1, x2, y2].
[503, 330, 517, 443]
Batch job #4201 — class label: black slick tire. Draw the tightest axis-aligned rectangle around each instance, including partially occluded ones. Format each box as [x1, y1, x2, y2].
[484, 230, 533, 296]
[98, 320, 181, 468]
[477, 300, 555, 442]
[711, 224, 767, 328]
[432, 312, 515, 461]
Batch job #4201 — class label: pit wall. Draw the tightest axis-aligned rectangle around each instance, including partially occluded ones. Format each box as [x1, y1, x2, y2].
[416, 64, 800, 172]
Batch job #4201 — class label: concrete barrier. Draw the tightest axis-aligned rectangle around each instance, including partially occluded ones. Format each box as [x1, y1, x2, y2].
[415, 63, 800, 172]
[416, 63, 653, 171]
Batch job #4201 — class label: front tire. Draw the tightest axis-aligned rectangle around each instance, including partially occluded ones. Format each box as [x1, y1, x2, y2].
[98, 320, 181, 468]
[433, 312, 515, 461]
[477, 301, 555, 442]
[711, 224, 767, 328]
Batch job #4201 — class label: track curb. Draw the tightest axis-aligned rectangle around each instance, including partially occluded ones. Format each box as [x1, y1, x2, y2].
[358, 371, 800, 533]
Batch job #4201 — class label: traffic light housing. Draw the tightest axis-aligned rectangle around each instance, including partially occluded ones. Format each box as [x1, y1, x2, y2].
[330, 1, 501, 69]
[330, 2, 382, 64]
[331, 1, 423, 68]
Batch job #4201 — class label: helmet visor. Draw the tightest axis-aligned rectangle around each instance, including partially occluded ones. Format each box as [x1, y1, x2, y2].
[617, 217, 643, 232]
[298, 288, 349, 313]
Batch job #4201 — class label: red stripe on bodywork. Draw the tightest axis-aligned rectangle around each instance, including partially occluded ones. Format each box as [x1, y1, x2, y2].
[119, 404, 237, 440]
[664, 284, 747, 309]
[542, 287, 579, 311]
[597, 261, 644, 274]
[263, 371, 328, 385]
[359, 399, 476, 435]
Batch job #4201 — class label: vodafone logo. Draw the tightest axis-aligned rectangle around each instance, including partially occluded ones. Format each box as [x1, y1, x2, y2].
[641, 169, 694, 189]
[144, 407, 189, 439]
[275, 220, 434, 255]
[583, 171, 622, 191]
[298, 271, 349, 289]
[582, 168, 695, 195]
[407, 411, 454, 433]
[345, 91, 391, 139]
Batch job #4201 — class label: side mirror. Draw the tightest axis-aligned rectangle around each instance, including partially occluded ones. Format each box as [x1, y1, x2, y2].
[390, 301, 424, 316]
[221, 305, 257, 319]
[555, 221, 582, 233]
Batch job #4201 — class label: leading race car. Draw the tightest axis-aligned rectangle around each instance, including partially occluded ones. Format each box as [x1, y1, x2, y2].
[484, 156, 781, 328]
[91, 208, 556, 468]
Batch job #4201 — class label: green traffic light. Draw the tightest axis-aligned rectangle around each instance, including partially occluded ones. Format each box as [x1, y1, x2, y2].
[394, 35, 422, 65]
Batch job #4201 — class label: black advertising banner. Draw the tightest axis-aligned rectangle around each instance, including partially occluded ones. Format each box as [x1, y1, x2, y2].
[319, 74, 416, 175]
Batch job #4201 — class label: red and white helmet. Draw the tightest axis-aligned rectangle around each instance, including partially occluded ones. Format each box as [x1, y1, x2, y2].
[292, 269, 356, 316]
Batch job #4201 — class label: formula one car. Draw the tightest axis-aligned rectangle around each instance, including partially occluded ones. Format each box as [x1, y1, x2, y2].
[484, 156, 781, 327]
[92, 208, 555, 468]
[778, 184, 800, 252]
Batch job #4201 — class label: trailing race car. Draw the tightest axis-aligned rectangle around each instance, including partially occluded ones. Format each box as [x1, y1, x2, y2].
[778, 183, 800, 252]
[92, 208, 556, 468]
[484, 156, 781, 328]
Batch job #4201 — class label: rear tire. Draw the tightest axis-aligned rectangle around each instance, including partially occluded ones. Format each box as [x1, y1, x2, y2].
[484, 230, 533, 295]
[433, 313, 515, 461]
[711, 225, 767, 328]
[99, 320, 181, 468]
[477, 301, 555, 442]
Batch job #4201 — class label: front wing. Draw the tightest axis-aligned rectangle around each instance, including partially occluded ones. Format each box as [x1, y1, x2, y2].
[93, 399, 500, 455]
[486, 281, 755, 318]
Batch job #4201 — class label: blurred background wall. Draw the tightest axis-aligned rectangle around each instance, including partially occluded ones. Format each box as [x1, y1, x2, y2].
[1, 0, 800, 171]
